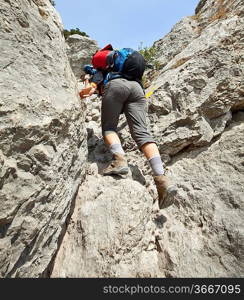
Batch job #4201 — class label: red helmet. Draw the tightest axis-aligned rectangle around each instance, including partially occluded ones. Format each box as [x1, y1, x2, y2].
[92, 50, 111, 69]
[92, 44, 113, 70]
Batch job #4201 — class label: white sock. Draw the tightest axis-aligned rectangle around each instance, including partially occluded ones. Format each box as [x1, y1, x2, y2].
[148, 156, 164, 176]
[109, 143, 125, 155]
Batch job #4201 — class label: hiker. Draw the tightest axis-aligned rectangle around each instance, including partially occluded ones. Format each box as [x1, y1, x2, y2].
[80, 44, 176, 209]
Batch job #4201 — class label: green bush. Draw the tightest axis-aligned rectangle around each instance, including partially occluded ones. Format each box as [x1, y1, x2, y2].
[138, 42, 160, 70]
[49, 0, 55, 6]
[63, 28, 89, 39]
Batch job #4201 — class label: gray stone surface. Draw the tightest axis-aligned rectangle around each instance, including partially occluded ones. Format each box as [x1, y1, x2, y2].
[153, 16, 200, 68]
[51, 0, 244, 278]
[146, 0, 244, 158]
[157, 118, 244, 277]
[1, 0, 243, 278]
[51, 176, 161, 277]
[66, 34, 99, 79]
[0, 0, 87, 277]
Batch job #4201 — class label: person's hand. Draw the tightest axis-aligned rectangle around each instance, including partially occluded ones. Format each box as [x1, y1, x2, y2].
[79, 86, 94, 99]
[79, 90, 89, 99]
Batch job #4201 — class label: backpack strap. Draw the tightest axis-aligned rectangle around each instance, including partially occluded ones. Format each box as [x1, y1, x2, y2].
[102, 48, 145, 91]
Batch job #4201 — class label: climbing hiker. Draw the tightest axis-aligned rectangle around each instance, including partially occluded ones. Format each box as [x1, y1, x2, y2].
[80, 44, 176, 209]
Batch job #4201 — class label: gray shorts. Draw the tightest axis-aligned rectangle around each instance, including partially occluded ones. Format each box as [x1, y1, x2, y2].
[101, 78, 155, 149]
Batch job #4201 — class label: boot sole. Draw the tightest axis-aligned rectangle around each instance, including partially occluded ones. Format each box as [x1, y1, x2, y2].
[103, 167, 129, 176]
[159, 187, 177, 209]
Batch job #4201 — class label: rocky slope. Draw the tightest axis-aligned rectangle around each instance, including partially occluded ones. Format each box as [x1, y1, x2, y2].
[0, 0, 87, 277]
[0, 0, 243, 278]
[51, 0, 244, 277]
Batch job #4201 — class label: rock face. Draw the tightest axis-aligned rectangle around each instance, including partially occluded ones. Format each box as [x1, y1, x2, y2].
[146, 0, 244, 159]
[1, 0, 243, 278]
[158, 116, 244, 277]
[51, 0, 244, 278]
[51, 176, 161, 277]
[0, 0, 87, 277]
[51, 94, 162, 278]
[153, 16, 200, 68]
[66, 34, 99, 79]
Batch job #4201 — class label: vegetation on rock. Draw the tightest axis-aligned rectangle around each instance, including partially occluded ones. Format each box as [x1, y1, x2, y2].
[49, 0, 55, 6]
[138, 42, 160, 70]
[63, 28, 89, 39]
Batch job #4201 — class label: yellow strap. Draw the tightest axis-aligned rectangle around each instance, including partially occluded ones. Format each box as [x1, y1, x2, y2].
[145, 86, 156, 99]
[91, 82, 97, 88]
[145, 90, 153, 99]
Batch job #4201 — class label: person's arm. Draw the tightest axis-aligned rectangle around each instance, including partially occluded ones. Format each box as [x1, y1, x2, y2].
[79, 82, 97, 99]
[79, 70, 103, 99]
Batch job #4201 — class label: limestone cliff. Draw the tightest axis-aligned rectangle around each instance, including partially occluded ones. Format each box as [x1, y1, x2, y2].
[0, 0, 243, 278]
[0, 0, 87, 277]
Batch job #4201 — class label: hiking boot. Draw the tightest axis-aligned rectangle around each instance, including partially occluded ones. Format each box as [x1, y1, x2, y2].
[153, 175, 177, 209]
[103, 152, 129, 176]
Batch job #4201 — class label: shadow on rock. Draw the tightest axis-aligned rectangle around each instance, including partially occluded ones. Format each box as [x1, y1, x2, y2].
[153, 214, 167, 229]
[129, 164, 146, 186]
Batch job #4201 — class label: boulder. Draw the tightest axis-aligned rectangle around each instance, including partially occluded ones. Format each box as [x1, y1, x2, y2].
[66, 34, 99, 79]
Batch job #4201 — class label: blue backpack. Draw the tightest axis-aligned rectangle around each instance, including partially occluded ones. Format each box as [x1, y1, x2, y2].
[104, 48, 146, 87]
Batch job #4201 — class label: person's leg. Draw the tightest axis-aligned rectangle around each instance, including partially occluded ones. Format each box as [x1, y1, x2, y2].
[124, 81, 176, 209]
[124, 102, 165, 177]
[103, 132, 125, 155]
[123, 82, 164, 174]
[101, 80, 126, 151]
[101, 79, 130, 175]
[140, 142, 164, 176]
[140, 142, 160, 159]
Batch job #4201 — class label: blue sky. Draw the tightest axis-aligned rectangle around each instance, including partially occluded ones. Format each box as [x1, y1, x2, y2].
[54, 0, 199, 50]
